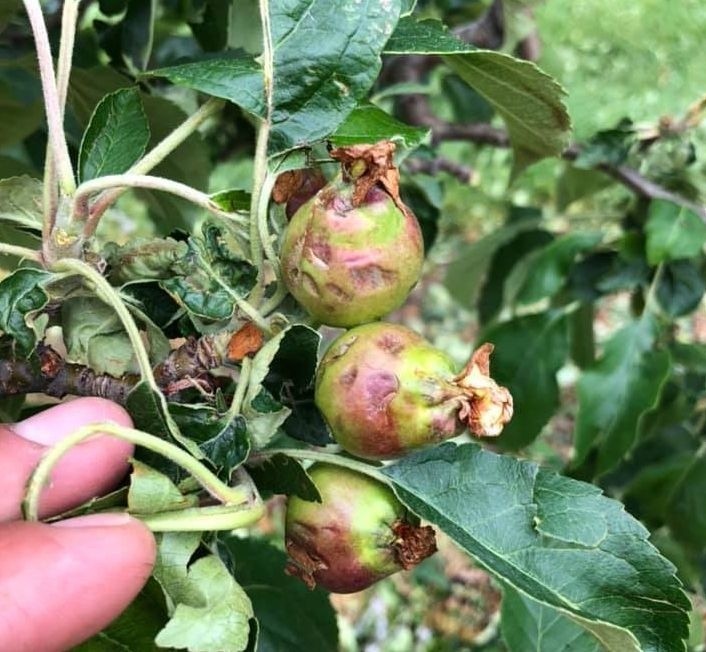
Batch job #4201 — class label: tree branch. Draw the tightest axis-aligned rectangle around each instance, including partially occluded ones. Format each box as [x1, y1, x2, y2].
[404, 157, 476, 184]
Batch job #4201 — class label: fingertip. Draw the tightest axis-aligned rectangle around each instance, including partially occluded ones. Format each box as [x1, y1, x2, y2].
[12, 397, 133, 446]
[0, 519, 156, 652]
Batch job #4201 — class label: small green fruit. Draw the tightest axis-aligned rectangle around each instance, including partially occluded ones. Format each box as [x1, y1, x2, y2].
[285, 463, 436, 593]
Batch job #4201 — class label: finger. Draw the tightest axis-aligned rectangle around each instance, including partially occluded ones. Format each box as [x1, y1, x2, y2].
[0, 514, 156, 652]
[0, 398, 134, 522]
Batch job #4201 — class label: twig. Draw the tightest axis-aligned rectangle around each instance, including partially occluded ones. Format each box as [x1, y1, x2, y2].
[404, 157, 476, 183]
[0, 334, 233, 403]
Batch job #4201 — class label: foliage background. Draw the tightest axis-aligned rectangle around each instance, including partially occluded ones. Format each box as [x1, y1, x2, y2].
[1, 0, 706, 650]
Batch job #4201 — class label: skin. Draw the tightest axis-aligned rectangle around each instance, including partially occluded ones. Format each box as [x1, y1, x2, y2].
[315, 323, 464, 460]
[281, 181, 423, 327]
[285, 464, 407, 593]
[0, 398, 156, 652]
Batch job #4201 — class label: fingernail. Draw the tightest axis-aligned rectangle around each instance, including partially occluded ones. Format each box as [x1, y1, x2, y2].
[53, 512, 133, 528]
[11, 398, 132, 446]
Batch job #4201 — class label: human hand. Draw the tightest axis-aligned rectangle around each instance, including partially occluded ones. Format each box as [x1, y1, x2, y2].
[0, 398, 156, 652]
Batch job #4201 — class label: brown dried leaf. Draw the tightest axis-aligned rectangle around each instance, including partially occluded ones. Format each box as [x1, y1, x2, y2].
[226, 322, 264, 362]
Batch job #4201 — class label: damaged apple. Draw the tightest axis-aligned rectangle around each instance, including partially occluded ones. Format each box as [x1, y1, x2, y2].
[315, 322, 513, 460]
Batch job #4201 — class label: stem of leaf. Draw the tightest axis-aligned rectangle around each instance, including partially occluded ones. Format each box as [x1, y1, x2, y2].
[258, 171, 280, 271]
[74, 174, 248, 226]
[0, 243, 43, 263]
[22, 0, 76, 197]
[22, 422, 262, 528]
[227, 356, 252, 420]
[249, 121, 270, 279]
[259, 281, 288, 316]
[262, 448, 388, 484]
[86, 98, 225, 234]
[249, 0, 275, 293]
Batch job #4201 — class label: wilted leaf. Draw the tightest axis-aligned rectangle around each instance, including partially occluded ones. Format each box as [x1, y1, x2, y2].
[61, 296, 137, 376]
[128, 460, 197, 515]
[0, 268, 49, 357]
[153, 533, 253, 652]
[383, 443, 690, 652]
[161, 223, 257, 322]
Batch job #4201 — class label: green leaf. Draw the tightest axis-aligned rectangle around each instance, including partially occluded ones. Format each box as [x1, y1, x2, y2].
[61, 296, 137, 376]
[656, 260, 706, 318]
[78, 88, 150, 182]
[384, 18, 571, 173]
[645, 199, 706, 265]
[155, 555, 253, 652]
[383, 442, 690, 652]
[128, 460, 197, 515]
[556, 165, 612, 211]
[119, 0, 157, 72]
[247, 453, 321, 502]
[0, 268, 49, 357]
[260, 325, 330, 446]
[0, 0, 20, 31]
[478, 228, 553, 324]
[219, 537, 338, 652]
[666, 450, 706, 550]
[170, 404, 250, 473]
[515, 231, 602, 305]
[210, 188, 252, 212]
[501, 585, 603, 652]
[573, 119, 636, 169]
[574, 315, 671, 475]
[445, 213, 542, 309]
[161, 222, 257, 322]
[481, 311, 569, 450]
[190, 0, 231, 52]
[0, 176, 43, 231]
[144, 54, 265, 118]
[330, 103, 429, 151]
[0, 58, 44, 148]
[266, 0, 401, 154]
[74, 578, 168, 651]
